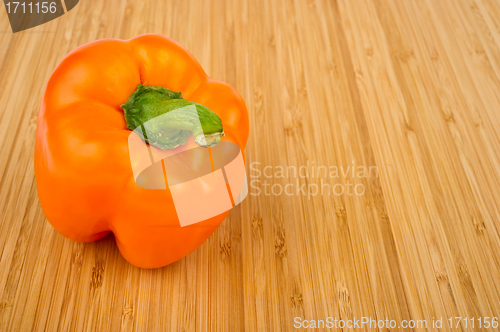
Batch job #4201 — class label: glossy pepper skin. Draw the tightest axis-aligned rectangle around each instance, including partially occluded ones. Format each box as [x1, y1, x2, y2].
[34, 34, 249, 268]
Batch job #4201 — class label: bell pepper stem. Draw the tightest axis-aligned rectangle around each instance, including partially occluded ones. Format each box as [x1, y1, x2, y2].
[121, 84, 224, 150]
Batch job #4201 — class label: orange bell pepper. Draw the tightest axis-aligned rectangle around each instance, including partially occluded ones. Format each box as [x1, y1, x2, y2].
[34, 34, 249, 268]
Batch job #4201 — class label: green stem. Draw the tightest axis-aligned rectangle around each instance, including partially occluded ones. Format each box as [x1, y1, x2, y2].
[122, 84, 224, 150]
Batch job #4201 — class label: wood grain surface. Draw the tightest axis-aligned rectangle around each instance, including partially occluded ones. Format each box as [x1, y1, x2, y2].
[1, 0, 500, 331]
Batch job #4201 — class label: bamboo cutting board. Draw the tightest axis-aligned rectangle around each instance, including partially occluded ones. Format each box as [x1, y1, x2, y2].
[1, 0, 500, 331]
